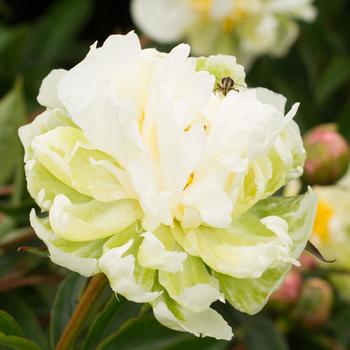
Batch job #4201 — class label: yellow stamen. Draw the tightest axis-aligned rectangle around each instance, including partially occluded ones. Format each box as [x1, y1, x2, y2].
[313, 199, 334, 243]
[192, 0, 247, 32]
[191, 0, 212, 15]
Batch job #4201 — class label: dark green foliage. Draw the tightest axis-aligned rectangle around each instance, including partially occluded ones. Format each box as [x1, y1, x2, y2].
[0, 0, 349, 349]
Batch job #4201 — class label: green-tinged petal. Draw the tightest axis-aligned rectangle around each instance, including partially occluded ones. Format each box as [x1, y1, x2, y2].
[213, 189, 317, 315]
[151, 292, 233, 340]
[31, 126, 131, 202]
[30, 210, 105, 276]
[196, 54, 246, 90]
[173, 189, 316, 279]
[137, 226, 187, 273]
[158, 254, 223, 312]
[49, 194, 140, 241]
[25, 160, 88, 211]
[99, 226, 162, 303]
[18, 108, 75, 162]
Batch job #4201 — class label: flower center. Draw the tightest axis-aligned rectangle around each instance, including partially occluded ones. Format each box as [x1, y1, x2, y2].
[191, 0, 247, 32]
[313, 199, 334, 243]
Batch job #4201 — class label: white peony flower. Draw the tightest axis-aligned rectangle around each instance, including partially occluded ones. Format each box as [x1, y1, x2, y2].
[19, 32, 316, 340]
[131, 0, 316, 66]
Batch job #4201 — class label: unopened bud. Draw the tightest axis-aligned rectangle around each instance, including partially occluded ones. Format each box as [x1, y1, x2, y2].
[271, 269, 302, 303]
[303, 124, 350, 185]
[296, 278, 333, 327]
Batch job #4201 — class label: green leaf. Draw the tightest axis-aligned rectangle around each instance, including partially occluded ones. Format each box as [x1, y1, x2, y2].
[82, 296, 143, 350]
[96, 315, 190, 350]
[0, 310, 24, 337]
[0, 293, 47, 348]
[316, 55, 350, 104]
[245, 317, 289, 350]
[0, 333, 42, 350]
[26, 0, 93, 68]
[50, 273, 87, 348]
[305, 241, 335, 263]
[163, 337, 228, 350]
[0, 79, 26, 186]
[23, 0, 93, 104]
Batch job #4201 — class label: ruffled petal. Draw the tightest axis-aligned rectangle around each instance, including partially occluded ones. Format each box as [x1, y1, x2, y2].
[49, 194, 140, 241]
[174, 189, 316, 279]
[30, 210, 105, 276]
[137, 228, 187, 273]
[31, 126, 131, 201]
[99, 226, 162, 302]
[25, 160, 88, 211]
[158, 254, 223, 312]
[131, 0, 194, 43]
[213, 189, 317, 314]
[18, 108, 74, 162]
[37, 69, 67, 109]
[152, 292, 233, 340]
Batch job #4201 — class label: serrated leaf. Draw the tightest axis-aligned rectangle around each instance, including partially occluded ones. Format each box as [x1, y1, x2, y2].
[50, 273, 87, 348]
[0, 310, 24, 337]
[0, 80, 26, 186]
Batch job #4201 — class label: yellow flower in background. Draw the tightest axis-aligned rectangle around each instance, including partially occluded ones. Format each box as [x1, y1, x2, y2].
[311, 172, 350, 255]
[303, 170, 350, 300]
[131, 0, 316, 67]
[19, 32, 316, 340]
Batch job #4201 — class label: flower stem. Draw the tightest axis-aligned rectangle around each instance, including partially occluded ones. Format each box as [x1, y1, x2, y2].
[55, 273, 108, 350]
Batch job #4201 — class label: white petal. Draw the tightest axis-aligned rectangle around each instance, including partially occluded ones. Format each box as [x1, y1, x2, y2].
[138, 231, 187, 273]
[99, 240, 161, 303]
[37, 69, 67, 109]
[152, 295, 233, 340]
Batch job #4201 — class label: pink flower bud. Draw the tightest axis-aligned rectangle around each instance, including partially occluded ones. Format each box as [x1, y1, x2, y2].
[271, 269, 302, 303]
[303, 124, 350, 185]
[299, 253, 318, 271]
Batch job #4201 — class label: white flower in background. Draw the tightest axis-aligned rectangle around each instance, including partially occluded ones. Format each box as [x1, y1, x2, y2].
[19, 32, 316, 340]
[131, 0, 316, 67]
[309, 171, 350, 299]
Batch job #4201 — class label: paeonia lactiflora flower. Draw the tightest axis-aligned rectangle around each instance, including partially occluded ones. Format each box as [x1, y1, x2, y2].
[19, 32, 316, 340]
[131, 0, 316, 67]
[310, 171, 350, 301]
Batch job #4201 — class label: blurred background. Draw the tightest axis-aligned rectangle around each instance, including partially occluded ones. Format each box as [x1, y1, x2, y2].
[0, 0, 350, 349]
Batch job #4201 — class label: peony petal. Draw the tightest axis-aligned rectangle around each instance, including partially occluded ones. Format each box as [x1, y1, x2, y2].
[99, 227, 162, 302]
[30, 210, 105, 276]
[214, 189, 317, 314]
[18, 108, 75, 162]
[31, 126, 131, 202]
[174, 189, 316, 279]
[158, 254, 223, 312]
[137, 229, 187, 273]
[37, 69, 67, 109]
[131, 0, 194, 43]
[49, 194, 140, 241]
[152, 292, 233, 340]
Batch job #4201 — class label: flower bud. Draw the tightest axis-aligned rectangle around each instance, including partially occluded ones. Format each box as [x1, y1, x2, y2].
[299, 252, 318, 271]
[303, 124, 350, 185]
[296, 278, 333, 327]
[271, 269, 302, 304]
